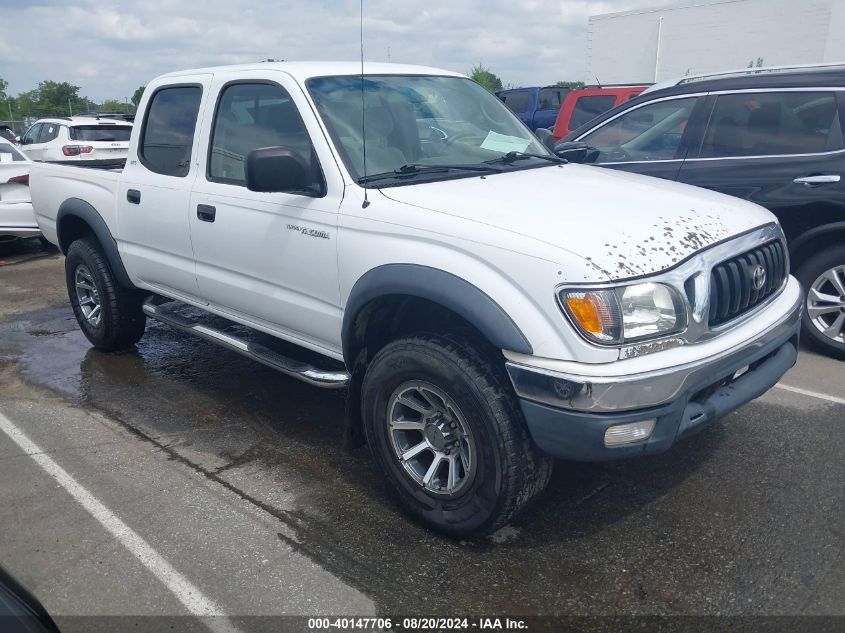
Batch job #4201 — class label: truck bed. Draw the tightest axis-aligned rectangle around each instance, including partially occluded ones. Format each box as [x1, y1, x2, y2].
[30, 161, 123, 247]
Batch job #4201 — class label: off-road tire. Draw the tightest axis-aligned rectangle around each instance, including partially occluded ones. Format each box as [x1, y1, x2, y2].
[65, 238, 146, 351]
[795, 245, 845, 360]
[361, 333, 553, 536]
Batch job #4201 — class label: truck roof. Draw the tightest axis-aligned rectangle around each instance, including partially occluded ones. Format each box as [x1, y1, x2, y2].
[156, 61, 465, 82]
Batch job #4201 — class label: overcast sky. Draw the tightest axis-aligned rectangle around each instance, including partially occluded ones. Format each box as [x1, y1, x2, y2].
[0, 0, 668, 102]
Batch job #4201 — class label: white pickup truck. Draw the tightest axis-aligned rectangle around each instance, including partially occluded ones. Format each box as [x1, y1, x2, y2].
[31, 62, 802, 536]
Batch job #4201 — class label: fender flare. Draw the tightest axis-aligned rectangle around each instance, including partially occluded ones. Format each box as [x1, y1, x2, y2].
[56, 198, 135, 289]
[341, 264, 533, 363]
[789, 221, 845, 266]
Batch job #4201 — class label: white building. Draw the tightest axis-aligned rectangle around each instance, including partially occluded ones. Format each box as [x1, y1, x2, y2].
[587, 0, 845, 85]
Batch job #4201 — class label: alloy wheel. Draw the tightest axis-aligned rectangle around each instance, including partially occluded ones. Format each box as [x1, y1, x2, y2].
[807, 265, 845, 344]
[387, 381, 476, 497]
[74, 264, 102, 327]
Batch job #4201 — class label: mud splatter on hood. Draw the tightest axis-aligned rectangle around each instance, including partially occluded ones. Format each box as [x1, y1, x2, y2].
[382, 163, 777, 280]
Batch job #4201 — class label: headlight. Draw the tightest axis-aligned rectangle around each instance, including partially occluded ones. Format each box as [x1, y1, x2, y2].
[560, 282, 686, 345]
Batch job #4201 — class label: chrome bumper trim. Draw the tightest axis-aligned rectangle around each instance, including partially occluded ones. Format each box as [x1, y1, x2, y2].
[507, 290, 802, 413]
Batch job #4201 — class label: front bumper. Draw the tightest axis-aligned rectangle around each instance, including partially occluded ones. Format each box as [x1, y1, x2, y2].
[509, 287, 802, 461]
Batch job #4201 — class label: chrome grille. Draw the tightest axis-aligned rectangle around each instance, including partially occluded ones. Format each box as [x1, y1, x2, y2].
[708, 240, 787, 327]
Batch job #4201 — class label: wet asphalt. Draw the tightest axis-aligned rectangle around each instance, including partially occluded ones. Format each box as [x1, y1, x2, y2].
[0, 239, 843, 630]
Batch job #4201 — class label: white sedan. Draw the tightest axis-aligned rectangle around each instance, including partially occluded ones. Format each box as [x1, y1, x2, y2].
[0, 139, 38, 243]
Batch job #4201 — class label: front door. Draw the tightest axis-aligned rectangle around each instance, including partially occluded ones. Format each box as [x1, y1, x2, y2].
[574, 94, 708, 182]
[188, 72, 343, 353]
[115, 76, 212, 302]
[677, 89, 845, 243]
[20, 123, 43, 161]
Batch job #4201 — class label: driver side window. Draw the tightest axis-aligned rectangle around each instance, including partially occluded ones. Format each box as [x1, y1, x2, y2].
[22, 124, 42, 145]
[581, 97, 698, 163]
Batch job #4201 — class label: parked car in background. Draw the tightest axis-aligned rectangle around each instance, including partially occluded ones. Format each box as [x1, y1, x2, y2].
[0, 124, 19, 144]
[20, 116, 132, 166]
[551, 85, 647, 141]
[558, 64, 845, 358]
[0, 138, 38, 244]
[497, 86, 570, 131]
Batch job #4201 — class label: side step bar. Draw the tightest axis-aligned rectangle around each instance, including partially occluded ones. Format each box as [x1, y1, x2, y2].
[142, 300, 350, 389]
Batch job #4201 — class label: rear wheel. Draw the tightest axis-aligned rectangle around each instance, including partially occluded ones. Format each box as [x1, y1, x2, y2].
[796, 245, 845, 359]
[65, 238, 147, 351]
[361, 333, 552, 536]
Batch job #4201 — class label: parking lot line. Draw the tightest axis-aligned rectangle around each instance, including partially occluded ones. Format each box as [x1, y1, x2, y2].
[775, 383, 845, 406]
[0, 410, 244, 633]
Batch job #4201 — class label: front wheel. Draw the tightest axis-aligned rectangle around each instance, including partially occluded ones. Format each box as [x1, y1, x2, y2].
[796, 245, 845, 360]
[361, 334, 552, 536]
[65, 238, 147, 351]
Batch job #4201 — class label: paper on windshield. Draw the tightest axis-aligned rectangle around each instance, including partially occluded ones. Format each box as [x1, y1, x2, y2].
[480, 131, 531, 153]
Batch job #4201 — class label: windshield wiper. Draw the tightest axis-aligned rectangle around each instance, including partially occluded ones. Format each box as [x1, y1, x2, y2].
[358, 163, 500, 185]
[484, 151, 566, 165]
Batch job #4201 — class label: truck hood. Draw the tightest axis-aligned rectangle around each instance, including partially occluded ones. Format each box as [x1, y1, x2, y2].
[379, 163, 777, 279]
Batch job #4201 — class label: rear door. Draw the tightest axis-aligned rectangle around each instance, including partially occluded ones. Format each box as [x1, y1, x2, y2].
[677, 89, 845, 242]
[573, 93, 709, 181]
[116, 75, 212, 301]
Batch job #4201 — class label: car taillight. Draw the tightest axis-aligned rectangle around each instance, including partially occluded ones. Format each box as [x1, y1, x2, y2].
[62, 145, 94, 156]
[7, 174, 29, 185]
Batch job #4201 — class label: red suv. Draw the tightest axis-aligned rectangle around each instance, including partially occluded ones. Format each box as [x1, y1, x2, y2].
[552, 86, 647, 142]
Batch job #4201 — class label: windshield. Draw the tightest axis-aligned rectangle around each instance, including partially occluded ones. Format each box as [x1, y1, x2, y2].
[69, 125, 132, 142]
[307, 75, 553, 186]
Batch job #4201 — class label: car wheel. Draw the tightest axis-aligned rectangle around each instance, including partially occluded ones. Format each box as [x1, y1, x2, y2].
[361, 333, 552, 536]
[65, 238, 147, 351]
[796, 245, 845, 359]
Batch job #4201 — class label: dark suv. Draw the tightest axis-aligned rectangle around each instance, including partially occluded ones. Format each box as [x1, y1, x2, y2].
[559, 66, 845, 358]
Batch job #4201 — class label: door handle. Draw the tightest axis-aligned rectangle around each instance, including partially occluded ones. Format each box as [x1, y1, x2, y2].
[126, 189, 141, 204]
[793, 174, 841, 186]
[197, 204, 216, 222]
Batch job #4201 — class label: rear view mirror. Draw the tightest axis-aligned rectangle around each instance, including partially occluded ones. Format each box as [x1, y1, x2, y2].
[245, 147, 322, 196]
[534, 128, 555, 151]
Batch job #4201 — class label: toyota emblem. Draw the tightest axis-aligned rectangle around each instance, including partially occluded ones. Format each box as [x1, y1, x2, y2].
[751, 265, 767, 290]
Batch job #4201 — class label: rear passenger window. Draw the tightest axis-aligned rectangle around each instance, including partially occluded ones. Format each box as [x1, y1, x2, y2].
[140, 86, 202, 177]
[501, 91, 530, 113]
[208, 82, 315, 186]
[538, 88, 566, 111]
[700, 91, 842, 158]
[569, 95, 617, 130]
[38, 123, 60, 143]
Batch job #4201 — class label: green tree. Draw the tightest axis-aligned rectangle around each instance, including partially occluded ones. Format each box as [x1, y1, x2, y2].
[553, 80, 584, 89]
[468, 63, 503, 92]
[0, 76, 7, 102]
[99, 99, 130, 113]
[131, 86, 145, 109]
[14, 81, 91, 118]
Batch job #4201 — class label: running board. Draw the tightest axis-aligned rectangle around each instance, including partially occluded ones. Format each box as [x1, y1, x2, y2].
[142, 300, 350, 389]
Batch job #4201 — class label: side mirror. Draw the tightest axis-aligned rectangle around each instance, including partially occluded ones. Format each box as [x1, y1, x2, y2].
[245, 147, 321, 195]
[553, 141, 594, 164]
[534, 127, 555, 151]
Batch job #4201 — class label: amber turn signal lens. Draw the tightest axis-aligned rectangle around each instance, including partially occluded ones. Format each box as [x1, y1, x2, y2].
[565, 296, 604, 335]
